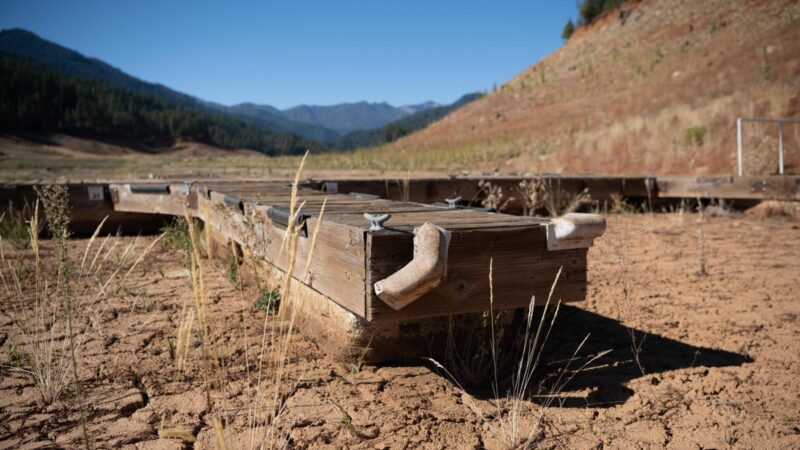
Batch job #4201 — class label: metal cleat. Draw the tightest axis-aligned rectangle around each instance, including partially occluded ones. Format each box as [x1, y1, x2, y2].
[364, 213, 391, 231]
[444, 196, 462, 208]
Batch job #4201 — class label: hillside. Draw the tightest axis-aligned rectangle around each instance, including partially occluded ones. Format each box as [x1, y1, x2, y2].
[0, 29, 444, 143]
[0, 53, 323, 156]
[377, 0, 800, 175]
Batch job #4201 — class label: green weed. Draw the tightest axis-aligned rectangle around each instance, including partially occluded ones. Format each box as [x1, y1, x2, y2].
[253, 288, 281, 314]
[684, 126, 708, 146]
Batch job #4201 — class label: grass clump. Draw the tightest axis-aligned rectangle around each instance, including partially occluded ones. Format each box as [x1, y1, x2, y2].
[225, 254, 242, 290]
[760, 49, 771, 81]
[160, 217, 192, 252]
[1, 185, 162, 449]
[709, 19, 727, 33]
[0, 201, 37, 249]
[684, 126, 707, 146]
[432, 262, 610, 448]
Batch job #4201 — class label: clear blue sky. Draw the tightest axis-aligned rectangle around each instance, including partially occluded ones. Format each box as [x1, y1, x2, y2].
[0, 1, 577, 109]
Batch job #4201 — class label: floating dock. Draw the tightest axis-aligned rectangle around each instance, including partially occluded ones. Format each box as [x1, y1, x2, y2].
[2, 174, 796, 359]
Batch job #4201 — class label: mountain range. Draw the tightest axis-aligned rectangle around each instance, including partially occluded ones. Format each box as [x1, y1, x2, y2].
[0, 28, 470, 147]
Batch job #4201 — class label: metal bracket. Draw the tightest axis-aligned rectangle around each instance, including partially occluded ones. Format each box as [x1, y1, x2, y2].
[222, 194, 245, 213]
[444, 196, 462, 208]
[364, 213, 390, 231]
[268, 207, 309, 237]
[176, 181, 193, 196]
[324, 181, 339, 193]
[129, 183, 170, 194]
[750, 180, 767, 193]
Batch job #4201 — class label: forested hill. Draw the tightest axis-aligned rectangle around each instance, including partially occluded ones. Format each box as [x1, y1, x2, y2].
[0, 29, 446, 143]
[0, 53, 323, 155]
[0, 28, 344, 143]
[0, 28, 203, 109]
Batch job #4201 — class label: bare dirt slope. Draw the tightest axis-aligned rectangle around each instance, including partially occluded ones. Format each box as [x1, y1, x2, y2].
[0, 135, 263, 159]
[1, 211, 798, 448]
[382, 0, 800, 175]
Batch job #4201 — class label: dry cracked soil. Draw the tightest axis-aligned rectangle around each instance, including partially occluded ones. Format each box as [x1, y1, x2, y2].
[1, 212, 799, 449]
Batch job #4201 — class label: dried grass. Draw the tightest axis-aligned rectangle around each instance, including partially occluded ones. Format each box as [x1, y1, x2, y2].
[433, 262, 609, 449]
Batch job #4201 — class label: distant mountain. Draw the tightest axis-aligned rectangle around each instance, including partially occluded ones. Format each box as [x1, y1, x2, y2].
[333, 93, 481, 150]
[0, 29, 342, 141]
[0, 53, 323, 156]
[282, 102, 407, 134]
[0, 28, 451, 146]
[223, 103, 341, 142]
[399, 101, 441, 115]
[236, 100, 444, 137]
[0, 28, 203, 108]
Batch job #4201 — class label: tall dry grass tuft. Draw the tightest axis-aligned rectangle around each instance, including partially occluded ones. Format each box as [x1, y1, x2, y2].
[432, 261, 609, 449]
[1, 185, 163, 449]
[518, 177, 545, 217]
[161, 151, 324, 448]
[35, 184, 91, 450]
[247, 150, 329, 449]
[477, 179, 514, 212]
[696, 197, 708, 276]
[2, 201, 74, 405]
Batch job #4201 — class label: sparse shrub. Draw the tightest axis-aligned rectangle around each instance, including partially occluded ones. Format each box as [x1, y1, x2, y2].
[432, 264, 610, 448]
[0, 201, 37, 249]
[537, 141, 549, 157]
[579, 0, 627, 25]
[709, 19, 727, 33]
[561, 19, 575, 40]
[347, 338, 373, 383]
[610, 194, 636, 214]
[160, 217, 192, 252]
[254, 288, 281, 314]
[444, 311, 509, 388]
[478, 180, 515, 212]
[541, 179, 592, 217]
[8, 343, 24, 367]
[518, 178, 547, 216]
[166, 338, 176, 361]
[225, 254, 242, 289]
[34, 185, 90, 445]
[760, 50, 771, 81]
[3, 186, 160, 427]
[684, 126, 708, 146]
[696, 198, 708, 276]
[650, 48, 663, 72]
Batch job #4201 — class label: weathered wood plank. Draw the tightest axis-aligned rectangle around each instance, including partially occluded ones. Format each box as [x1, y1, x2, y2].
[657, 175, 800, 200]
[366, 225, 587, 322]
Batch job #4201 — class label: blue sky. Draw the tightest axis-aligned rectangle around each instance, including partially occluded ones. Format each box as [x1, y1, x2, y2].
[0, 1, 577, 109]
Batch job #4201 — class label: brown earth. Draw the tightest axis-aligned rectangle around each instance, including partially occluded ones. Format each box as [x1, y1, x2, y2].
[0, 134, 452, 181]
[0, 135, 263, 160]
[1, 211, 798, 449]
[377, 0, 800, 175]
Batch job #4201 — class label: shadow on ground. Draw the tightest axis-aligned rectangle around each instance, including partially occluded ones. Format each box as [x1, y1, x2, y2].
[434, 305, 753, 408]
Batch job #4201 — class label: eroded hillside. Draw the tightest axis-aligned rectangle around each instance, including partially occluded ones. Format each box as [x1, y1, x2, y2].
[381, 0, 800, 175]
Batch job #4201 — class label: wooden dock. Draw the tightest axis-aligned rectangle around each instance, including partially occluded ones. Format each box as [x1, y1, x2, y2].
[2, 174, 796, 359]
[108, 180, 591, 322]
[310, 174, 800, 213]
